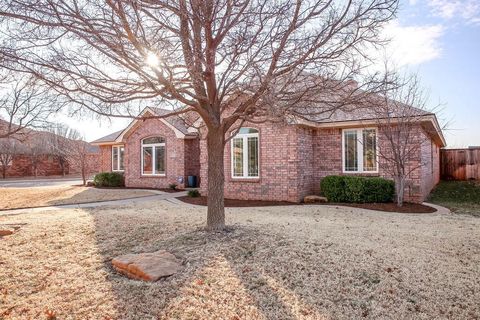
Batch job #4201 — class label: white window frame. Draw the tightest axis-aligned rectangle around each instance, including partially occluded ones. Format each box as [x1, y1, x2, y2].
[141, 137, 166, 176]
[230, 128, 260, 179]
[342, 128, 378, 173]
[112, 145, 125, 172]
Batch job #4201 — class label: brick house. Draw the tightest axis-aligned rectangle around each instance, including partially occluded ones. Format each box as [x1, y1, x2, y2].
[92, 105, 445, 203]
[0, 120, 101, 178]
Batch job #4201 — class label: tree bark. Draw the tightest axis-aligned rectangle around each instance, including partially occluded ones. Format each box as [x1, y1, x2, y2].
[2, 167, 6, 179]
[206, 128, 225, 230]
[394, 176, 405, 207]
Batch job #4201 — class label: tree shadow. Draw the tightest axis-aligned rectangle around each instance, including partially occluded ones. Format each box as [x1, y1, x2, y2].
[86, 203, 330, 319]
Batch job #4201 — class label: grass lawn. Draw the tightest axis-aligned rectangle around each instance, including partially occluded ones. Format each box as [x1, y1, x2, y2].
[1, 201, 479, 319]
[428, 180, 480, 216]
[0, 186, 155, 210]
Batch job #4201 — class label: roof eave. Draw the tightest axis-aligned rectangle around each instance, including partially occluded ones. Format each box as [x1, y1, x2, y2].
[295, 114, 446, 147]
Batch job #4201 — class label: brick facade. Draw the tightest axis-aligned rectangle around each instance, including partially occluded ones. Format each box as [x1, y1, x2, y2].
[97, 117, 441, 203]
[2, 154, 67, 177]
[98, 118, 200, 189]
[199, 122, 441, 203]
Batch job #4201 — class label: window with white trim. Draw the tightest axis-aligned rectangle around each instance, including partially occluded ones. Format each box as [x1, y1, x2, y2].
[342, 128, 377, 172]
[231, 128, 259, 178]
[141, 137, 165, 175]
[112, 146, 125, 171]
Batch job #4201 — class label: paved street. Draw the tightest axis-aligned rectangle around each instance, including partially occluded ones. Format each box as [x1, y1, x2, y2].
[0, 177, 84, 188]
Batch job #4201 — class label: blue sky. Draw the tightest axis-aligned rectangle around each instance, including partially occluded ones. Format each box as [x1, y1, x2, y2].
[390, 0, 480, 147]
[65, 0, 479, 147]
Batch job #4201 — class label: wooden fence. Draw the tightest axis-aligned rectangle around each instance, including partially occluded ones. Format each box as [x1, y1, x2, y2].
[441, 148, 480, 180]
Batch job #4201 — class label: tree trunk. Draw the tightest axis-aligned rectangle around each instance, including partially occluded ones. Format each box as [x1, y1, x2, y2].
[206, 128, 225, 230]
[2, 166, 6, 179]
[81, 162, 87, 186]
[394, 175, 405, 207]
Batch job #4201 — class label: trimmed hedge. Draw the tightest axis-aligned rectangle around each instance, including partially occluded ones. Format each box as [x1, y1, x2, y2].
[93, 172, 125, 188]
[320, 175, 394, 203]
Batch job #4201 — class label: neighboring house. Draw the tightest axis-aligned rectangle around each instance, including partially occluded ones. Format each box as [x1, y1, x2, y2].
[92, 103, 445, 203]
[0, 120, 101, 178]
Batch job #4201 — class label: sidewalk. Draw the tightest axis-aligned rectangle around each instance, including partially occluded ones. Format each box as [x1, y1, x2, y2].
[0, 191, 189, 216]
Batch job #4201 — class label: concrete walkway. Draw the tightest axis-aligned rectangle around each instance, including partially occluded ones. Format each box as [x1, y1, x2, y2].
[0, 191, 189, 217]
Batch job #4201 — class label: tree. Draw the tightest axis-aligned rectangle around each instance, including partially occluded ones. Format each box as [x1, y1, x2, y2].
[0, 0, 398, 230]
[66, 134, 96, 186]
[372, 73, 441, 206]
[47, 124, 81, 176]
[0, 138, 17, 178]
[24, 133, 50, 177]
[0, 74, 63, 139]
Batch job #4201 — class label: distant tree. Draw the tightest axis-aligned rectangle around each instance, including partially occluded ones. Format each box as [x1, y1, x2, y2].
[0, 138, 17, 178]
[25, 134, 50, 177]
[0, 74, 63, 139]
[66, 132, 95, 185]
[47, 124, 81, 176]
[0, 0, 398, 230]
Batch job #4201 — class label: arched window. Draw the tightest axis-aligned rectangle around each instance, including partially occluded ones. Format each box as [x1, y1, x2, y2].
[141, 137, 165, 175]
[231, 128, 259, 178]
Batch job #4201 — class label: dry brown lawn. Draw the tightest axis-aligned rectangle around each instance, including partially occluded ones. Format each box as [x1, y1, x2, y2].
[1, 201, 479, 319]
[0, 186, 155, 210]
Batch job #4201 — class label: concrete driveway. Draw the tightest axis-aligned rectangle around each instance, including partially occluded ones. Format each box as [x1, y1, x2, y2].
[0, 177, 84, 188]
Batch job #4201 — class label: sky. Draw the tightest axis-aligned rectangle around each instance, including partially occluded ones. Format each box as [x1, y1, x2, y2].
[58, 0, 480, 148]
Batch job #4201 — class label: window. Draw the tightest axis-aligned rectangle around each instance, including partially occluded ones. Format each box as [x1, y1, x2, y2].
[342, 128, 377, 173]
[112, 146, 125, 171]
[231, 128, 259, 178]
[141, 137, 165, 175]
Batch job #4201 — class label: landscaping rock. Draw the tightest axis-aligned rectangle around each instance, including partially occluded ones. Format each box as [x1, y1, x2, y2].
[304, 195, 328, 203]
[112, 250, 182, 281]
[0, 228, 15, 237]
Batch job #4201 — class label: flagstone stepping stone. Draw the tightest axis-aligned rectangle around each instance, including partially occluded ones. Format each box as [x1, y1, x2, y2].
[0, 228, 15, 236]
[112, 250, 182, 281]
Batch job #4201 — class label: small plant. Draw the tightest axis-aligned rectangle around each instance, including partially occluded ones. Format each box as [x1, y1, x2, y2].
[169, 183, 178, 190]
[93, 172, 125, 187]
[187, 189, 200, 197]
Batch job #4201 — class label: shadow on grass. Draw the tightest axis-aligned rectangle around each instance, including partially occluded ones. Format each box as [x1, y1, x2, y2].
[86, 205, 330, 319]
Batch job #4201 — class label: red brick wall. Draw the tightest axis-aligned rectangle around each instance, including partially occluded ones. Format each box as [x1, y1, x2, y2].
[3, 154, 66, 177]
[200, 122, 304, 202]
[120, 118, 199, 189]
[184, 138, 200, 184]
[99, 145, 112, 172]
[199, 123, 441, 203]
[419, 128, 441, 201]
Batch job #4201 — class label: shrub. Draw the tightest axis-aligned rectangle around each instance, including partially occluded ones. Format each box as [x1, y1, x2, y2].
[93, 172, 125, 187]
[169, 183, 178, 190]
[320, 175, 394, 203]
[187, 189, 200, 197]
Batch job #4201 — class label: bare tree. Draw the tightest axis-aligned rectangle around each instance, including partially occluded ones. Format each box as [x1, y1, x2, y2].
[66, 133, 95, 186]
[0, 74, 63, 139]
[0, 0, 398, 230]
[372, 74, 441, 206]
[24, 133, 50, 177]
[0, 138, 17, 178]
[47, 124, 81, 176]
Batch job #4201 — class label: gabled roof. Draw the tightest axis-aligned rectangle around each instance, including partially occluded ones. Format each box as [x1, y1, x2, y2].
[90, 130, 123, 144]
[90, 107, 197, 145]
[149, 107, 191, 135]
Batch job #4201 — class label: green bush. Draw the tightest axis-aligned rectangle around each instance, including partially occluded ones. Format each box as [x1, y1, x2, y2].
[93, 172, 125, 187]
[187, 189, 200, 197]
[320, 175, 394, 203]
[169, 183, 178, 190]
